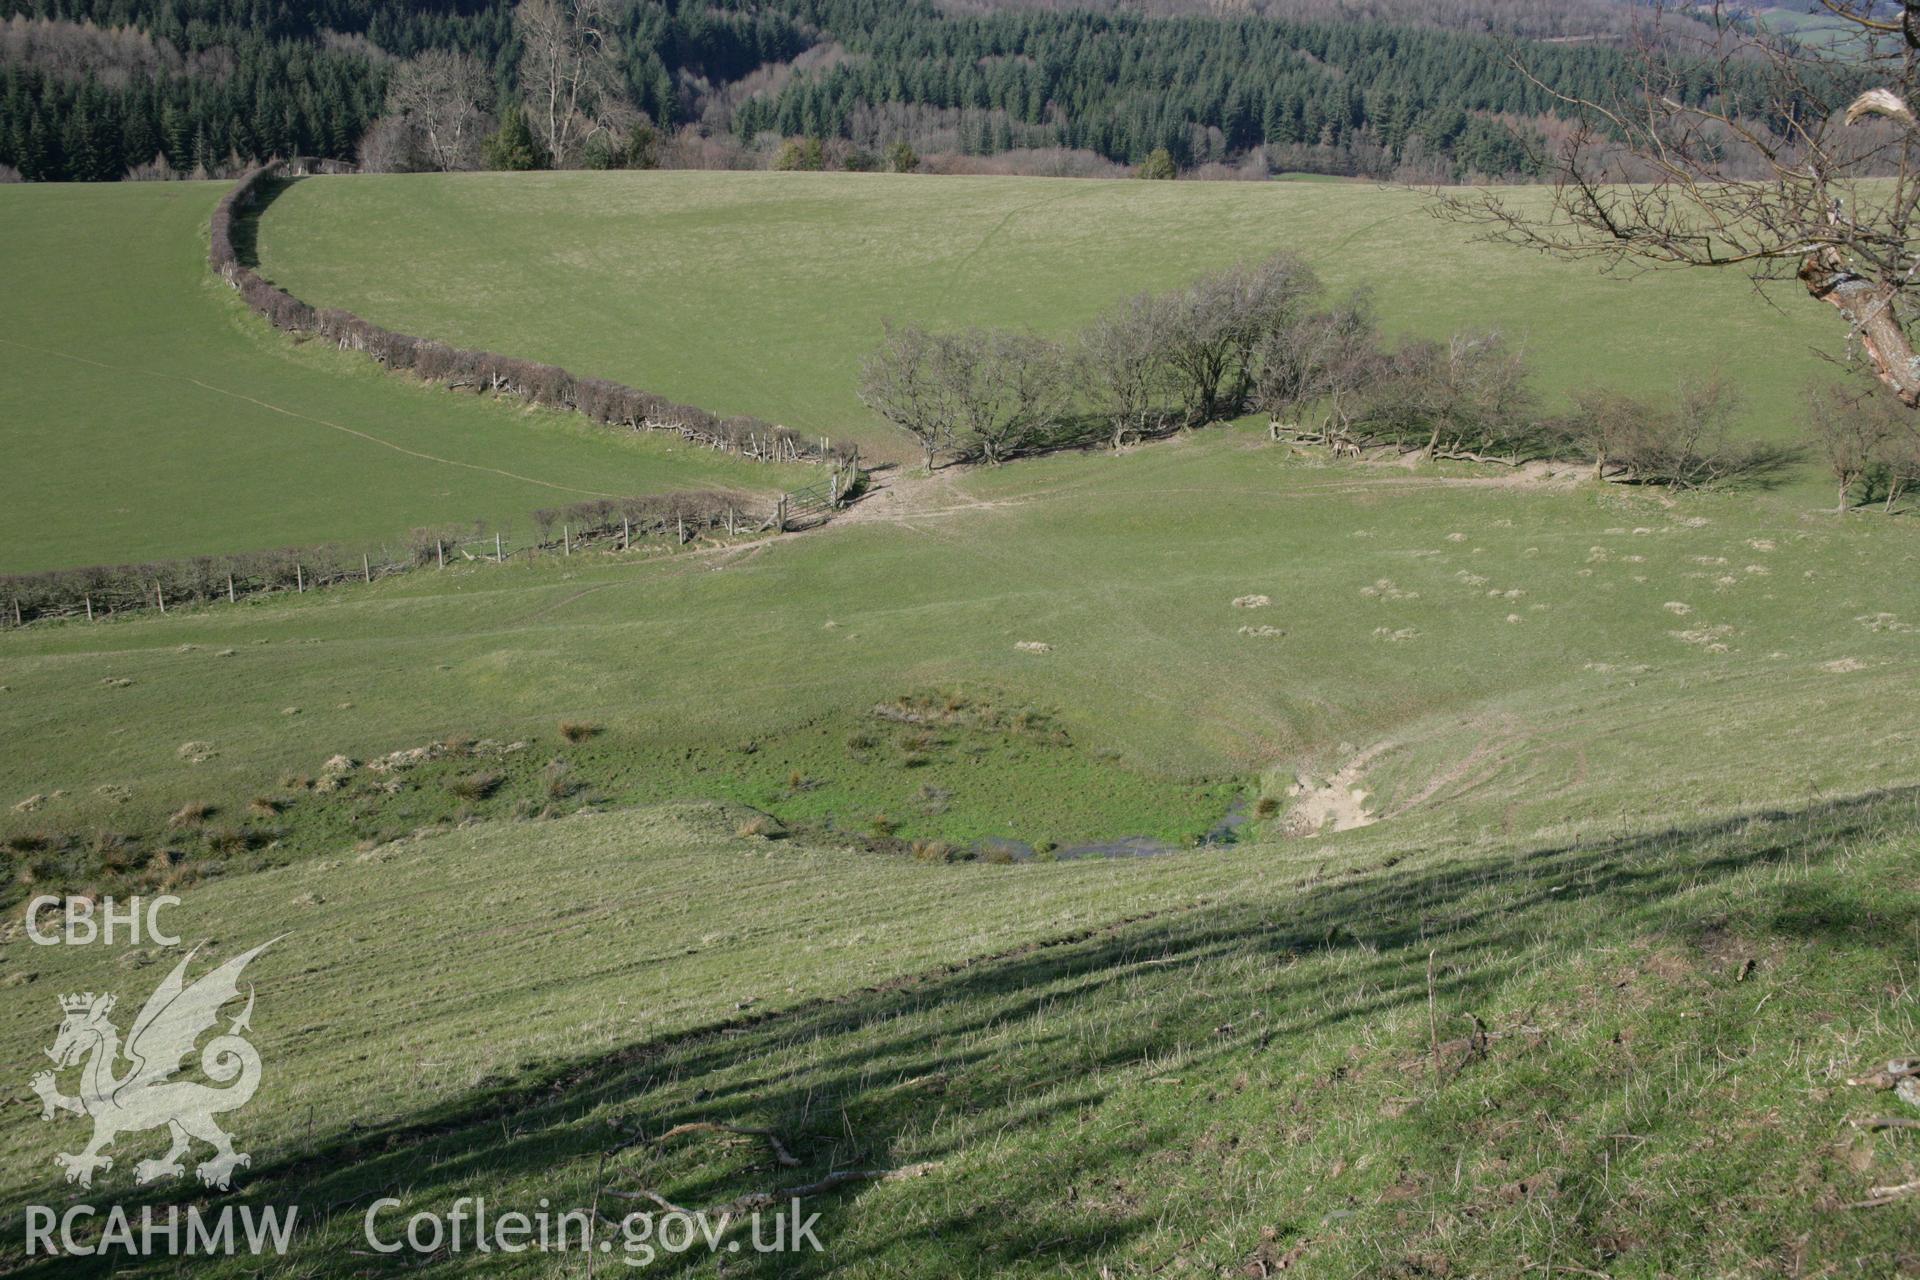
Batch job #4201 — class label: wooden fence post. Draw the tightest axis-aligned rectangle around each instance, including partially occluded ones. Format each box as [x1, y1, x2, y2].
[155, 583, 166, 615]
[726, 507, 735, 537]
[363, 553, 371, 583]
[622, 516, 631, 550]
[495, 533, 503, 564]
[84, 594, 93, 623]
[437, 540, 444, 569]
[10, 597, 19, 627]
[676, 515, 685, 544]
[227, 574, 236, 604]
[776, 495, 788, 532]
[295, 563, 303, 593]
[564, 525, 571, 556]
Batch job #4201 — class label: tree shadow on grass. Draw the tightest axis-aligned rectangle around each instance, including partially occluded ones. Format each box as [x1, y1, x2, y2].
[10, 786, 1917, 1275]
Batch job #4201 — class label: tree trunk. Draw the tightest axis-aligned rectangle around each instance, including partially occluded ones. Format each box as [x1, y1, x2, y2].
[1800, 255, 1920, 407]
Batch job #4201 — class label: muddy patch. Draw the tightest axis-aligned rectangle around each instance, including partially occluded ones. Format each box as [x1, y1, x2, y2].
[1283, 743, 1393, 836]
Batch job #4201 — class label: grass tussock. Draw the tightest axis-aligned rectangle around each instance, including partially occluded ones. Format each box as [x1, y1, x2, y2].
[543, 760, 578, 800]
[445, 770, 504, 802]
[200, 824, 254, 855]
[167, 801, 215, 828]
[911, 838, 957, 863]
[557, 720, 601, 744]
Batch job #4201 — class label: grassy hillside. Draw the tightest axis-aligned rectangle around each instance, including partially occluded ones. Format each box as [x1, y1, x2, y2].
[4, 428, 1917, 890]
[0, 182, 810, 574]
[2, 787, 1915, 1276]
[256, 171, 1839, 464]
[3, 174, 1919, 1276]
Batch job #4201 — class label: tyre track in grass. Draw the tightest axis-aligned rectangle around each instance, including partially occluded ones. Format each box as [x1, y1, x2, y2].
[939, 183, 1105, 307]
[0, 337, 625, 499]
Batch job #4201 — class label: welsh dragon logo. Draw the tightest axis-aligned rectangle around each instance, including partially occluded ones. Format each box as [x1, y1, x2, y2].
[28, 939, 277, 1190]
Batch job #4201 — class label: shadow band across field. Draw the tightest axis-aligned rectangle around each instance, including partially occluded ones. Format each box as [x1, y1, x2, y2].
[9, 786, 1916, 1275]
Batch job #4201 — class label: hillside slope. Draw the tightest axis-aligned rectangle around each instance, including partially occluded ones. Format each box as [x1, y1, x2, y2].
[255, 170, 1837, 467]
[0, 181, 809, 572]
[2, 789, 1915, 1275]
[4, 425, 1916, 888]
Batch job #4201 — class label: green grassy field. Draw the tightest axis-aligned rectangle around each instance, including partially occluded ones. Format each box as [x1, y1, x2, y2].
[0, 183, 810, 574]
[4, 428, 1916, 886]
[256, 171, 1837, 465]
[3, 175, 1918, 1275]
[2, 788, 1915, 1275]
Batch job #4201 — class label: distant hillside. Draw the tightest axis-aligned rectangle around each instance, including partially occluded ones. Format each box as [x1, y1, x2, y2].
[0, 0, 1768, 182]
[932, 0, 1691, 42]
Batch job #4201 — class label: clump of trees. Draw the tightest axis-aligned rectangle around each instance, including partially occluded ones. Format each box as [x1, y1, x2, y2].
[1556, 376, 1797, 490]
[861, 254, 1321, 470]
[1261, 313, 1552, 463]
[352, 0, 666, 174]
[858, 325, 1069, 469]
[863, 250, 1800, 487]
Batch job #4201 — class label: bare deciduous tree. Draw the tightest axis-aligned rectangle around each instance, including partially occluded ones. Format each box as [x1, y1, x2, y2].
[1807, 378, 1908, 510]
[1880, 420, 1920, 510]
[1078, 291, 1178, 450]
[1444, 1, 1920, 409]
[1164, 253, 1321, 424]
[1256, 290, 1385, 448]
[945, 329, 1071, 465]
[1562, 385, 1658, 480]
[859, 322, 958, 473]
[1355, 330, 1537, 461]
[384, 50, 491, 172]
[517, 0, 627, 167]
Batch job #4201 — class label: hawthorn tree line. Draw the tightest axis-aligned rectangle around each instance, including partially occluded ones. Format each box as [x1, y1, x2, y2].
[861, 251, 1868, 493]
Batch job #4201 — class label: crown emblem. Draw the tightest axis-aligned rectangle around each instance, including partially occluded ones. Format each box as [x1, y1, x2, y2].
[59, 992, 113, 1016]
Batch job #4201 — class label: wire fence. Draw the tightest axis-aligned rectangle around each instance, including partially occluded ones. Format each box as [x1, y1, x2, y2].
[2, 453, 863, 629]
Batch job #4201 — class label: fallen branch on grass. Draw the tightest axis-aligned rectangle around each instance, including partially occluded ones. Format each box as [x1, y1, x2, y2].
[604, 1187, 690, 1215]
[1844, 1058, 1920, 1089]
[604, 1161, 944, 1224]
[651, 1121, 802, 1168]
[1847, 1178, 1920, 1209]
[711, 1162, 943, 1216]
[1852, 1115, 1920, 1132]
